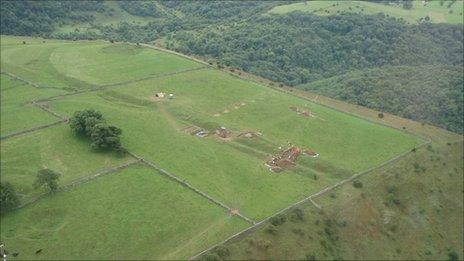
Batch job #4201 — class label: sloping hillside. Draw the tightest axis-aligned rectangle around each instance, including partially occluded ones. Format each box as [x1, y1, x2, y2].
[299, 65, 463, 133]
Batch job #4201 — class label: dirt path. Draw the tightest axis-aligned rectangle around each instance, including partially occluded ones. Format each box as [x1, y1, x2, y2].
[157, 102, 182, 131]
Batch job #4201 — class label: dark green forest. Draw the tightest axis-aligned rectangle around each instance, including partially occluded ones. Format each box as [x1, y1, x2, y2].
[301, 65, 463, 133]
[1, 0, 462, 133]
[170, 12, 462, 86]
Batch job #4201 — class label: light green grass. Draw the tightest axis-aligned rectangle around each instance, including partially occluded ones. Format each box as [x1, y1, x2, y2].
[1, 41, 202, 90]
[1, 36, 426, 259]
[269, 0, 464, 24]
[0, 124, 132, 201]
[1, 164, 248, 260]
[0, 75, 67, 135]
[48, 68, 421, 220]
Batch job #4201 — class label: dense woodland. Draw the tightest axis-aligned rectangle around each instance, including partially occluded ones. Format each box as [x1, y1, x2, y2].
[301, 65, 463, 133]
[1, 0, 463, 133]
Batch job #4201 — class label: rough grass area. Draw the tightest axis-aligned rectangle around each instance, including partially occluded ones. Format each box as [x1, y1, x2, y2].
[0, 164, 248, 260]
[268, 0, 464, 24]
[0, 125, 132, 201]
[1, 40, 202, 89]
[215, 140, 463, 260]
[0, 75, 66, 135]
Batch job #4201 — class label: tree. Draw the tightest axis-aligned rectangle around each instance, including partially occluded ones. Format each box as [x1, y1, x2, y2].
[69, 109, 104, 136]
[0, 182, 20, 213]
[33, 169, 61, 192]
[90, 123, 123, 151]
[403, 0, 413, 10]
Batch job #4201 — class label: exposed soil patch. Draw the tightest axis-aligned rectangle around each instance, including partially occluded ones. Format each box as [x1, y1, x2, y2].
[150, 95, 163, 102]
[265, 147, 301, 172]
[238, 131, 261, 139]
[182, 125, 208, 137]
[214, 100, 249, 117]
[304, 149, 319, 158]
[216, 127, 231, 139]
[290, 106, 313, 117]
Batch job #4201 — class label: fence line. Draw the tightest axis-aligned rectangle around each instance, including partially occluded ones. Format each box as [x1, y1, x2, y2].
[0, 70, 65, 90]
[0, 120, 66, 140]
[34, 66, 208, 103]
[126, 151, 255, 225]
[189, 140, 430, 260]
[14, 159, 142, 210]
[31, 101, 68, 120]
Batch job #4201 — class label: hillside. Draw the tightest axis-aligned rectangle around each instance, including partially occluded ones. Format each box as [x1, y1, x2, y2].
[0, 35, 430, 259]
[299, 65, 464, 133]
[2, 1, 463, 134]
[268, 0, 464, 24]
[0, 2, 463, 260]
[208, 138, 464, 260]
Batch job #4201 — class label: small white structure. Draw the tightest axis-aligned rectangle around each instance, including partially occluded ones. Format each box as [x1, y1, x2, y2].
[168, 93, 174, 99]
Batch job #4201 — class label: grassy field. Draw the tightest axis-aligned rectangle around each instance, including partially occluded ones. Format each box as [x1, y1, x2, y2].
[0, 164, 248, 260]
[0, 38, 202, 90]
[0, 75, 66, 135]
[268, 0, 464, 24]
[0, 125, 132, 202]
[0, 35, 429, 259]
[47, 68, 421, 219]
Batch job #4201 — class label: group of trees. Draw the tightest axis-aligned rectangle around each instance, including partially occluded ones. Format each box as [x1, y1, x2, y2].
[171, 12, 462, 86]
[0, 0, 105, 36]
[1, 169, 61, 214]
[69, 109, 124, 152]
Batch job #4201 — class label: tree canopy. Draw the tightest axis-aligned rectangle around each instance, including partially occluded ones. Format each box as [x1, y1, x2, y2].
[0, 182, 20, 213]
[33, 169, 61, 192]
[69, 109, 124, 152]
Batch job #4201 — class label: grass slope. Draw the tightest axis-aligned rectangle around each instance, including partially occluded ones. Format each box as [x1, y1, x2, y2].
[269, 0, 464, 24]
[1, 164, 248, 260]
[218, 139, 463, 260]
[0, 40, 202, 90]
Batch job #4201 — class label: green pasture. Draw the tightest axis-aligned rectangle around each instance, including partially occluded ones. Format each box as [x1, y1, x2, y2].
[1, 40, 202, 90]
[269, 0, 464, 24]
[1, 164, 248, 260]
[0, 75, 66, 135]
[48, 68, 421, 220]
[0, 36, 425, 259]
[48, 91, 329, 220]
[0, 125, 132, 201]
